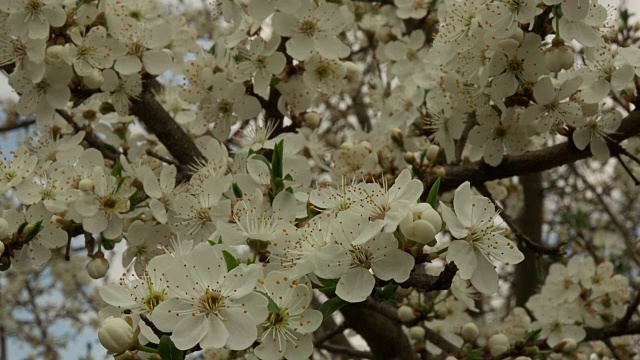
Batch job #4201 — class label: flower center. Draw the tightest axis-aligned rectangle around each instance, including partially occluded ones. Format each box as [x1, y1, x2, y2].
[144, 291, 165, 311]
[218, 99, 233, 115]
[101, 196, 118, 210]
[507, 57, 524, 75]
[198, 289, 225, 314]
[298, 19, 318, 37]
[351, 246, 373, 269]
[265, 310, 289, 329]
[493, 125, 507, 138]
[27, 0, 44, 12]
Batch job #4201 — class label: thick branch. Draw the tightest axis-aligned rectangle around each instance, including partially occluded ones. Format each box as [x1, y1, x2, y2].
[131, 79, 204, 168]
[400, 262, 458, 292]
[426, 110, 640, 192]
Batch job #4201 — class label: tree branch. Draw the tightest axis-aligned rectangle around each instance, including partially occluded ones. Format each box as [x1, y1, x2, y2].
[400, 262, 458, 292]
[0, 119, 35, 133]
[475, 182, 564, 256]
[130, 79, 205, 169]
[55, 109, 119, 163]
[425, 110, 640, 192]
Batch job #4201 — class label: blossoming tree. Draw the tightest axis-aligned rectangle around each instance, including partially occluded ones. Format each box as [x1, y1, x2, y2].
[1, 0, 640, 359]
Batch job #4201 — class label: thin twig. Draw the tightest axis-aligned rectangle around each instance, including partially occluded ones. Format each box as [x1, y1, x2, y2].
[475, 183, 565, 256]
[55, 109, 119, 162]
[0, 119, 36, 132]
[314, 322, 348, 346]
[139, 314, 164, 340]
[619, 288, 640, 326]
[318, 344, 374, 359]
[604, 338, 628, 360]
[571, 165, 640, 267]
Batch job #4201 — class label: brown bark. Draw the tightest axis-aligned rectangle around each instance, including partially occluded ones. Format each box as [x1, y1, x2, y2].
[514, 173, 544, 307]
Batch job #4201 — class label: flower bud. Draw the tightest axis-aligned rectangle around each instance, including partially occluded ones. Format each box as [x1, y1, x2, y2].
[391, 128, 404, 147]
[515, 357, 532, 360]
[303, 111, 321, 129]
[426, 145, 439, 161]
[488, 333, 510, 356]
[404, 152, 416, 164]
[445, 357, 458, 360]
[398, 305, 416, 323]
[460, 322, 479, 342]
[433, 166, 445, 178]
[399, 203, 441, 243]
[409, 326, 425, 341]
[87, 253, 110, 279]
[340, 142, 353, 150]
[46, 45, 66, 64]
[553, 338, 577, 353]
[98, 316, 137, 354]
[0, 218, 8, 239]
[83, 69, 104, 89]
[79, 179, 95, 192]
[0, 241, 4, 256]
[344, 61, 359, 77]
[544, 39, 574, 73]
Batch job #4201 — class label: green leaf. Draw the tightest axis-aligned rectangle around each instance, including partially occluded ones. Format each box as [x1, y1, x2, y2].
[221, 250, 240, 271]
[319, 297, 350, 321]
[129, 190, 145, 207]
[232, 182, 244, 199]
[111, 159, 123, 177]
[426, 177, 441, 208]
[523, 328, 542, 343]
[159, 335, 183, 360]
[316, 277, 340, 293]
[256, 291, 280, 313]
[376, 284, 398, 301]
[272, 140, 284, 179]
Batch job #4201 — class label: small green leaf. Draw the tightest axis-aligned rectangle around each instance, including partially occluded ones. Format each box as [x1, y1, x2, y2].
[221, 250, 240, 271]
[316, 277, 340, 293]
[256, 291, 280, 313]
[111, 159, 123, 177]
[129, 190, 145, 207]
[426, 177, 441, 208]
[523, 328, 542, 343]
[272, 140, 284, 179]
[232, 183, 244, 198]
[376, 284, 398, 301]
[319, 297, 350, 321]
[159, 335, 183, 360]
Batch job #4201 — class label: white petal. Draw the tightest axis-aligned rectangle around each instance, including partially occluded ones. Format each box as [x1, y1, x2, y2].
[446, 240, 477, 280]
[371, 249, 415, 282]
[470, 252, 499, 294]
[336, 267, 375, 303]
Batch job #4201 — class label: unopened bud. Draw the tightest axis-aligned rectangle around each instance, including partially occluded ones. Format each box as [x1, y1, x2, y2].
[0, 218, 8, 239]
[426, 145, 439, 161]
[83, 69, 104, 89]
[404, 152, 416, 164]
[488, 333, 510, 356]
[409, 326, 426, 341]
[398, 305, 416, 323]
[79, 179, 95, 192]
[391, 128, 404, 147]
[46, 45, 66, 64]
[87, 253, 110, 279]
[553, 338, 577, 353]
[433, 166, 445, 178]
[0, 241, 4, 256]
[544, 39, 574, 73]
[98, 316, 137, 354]
[344, 61, 359, 76]
[515, 357, 532, 360]
[461, 322, 480, 342]
[340, 142, 353, 150]
[303, 112, 321, 129]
